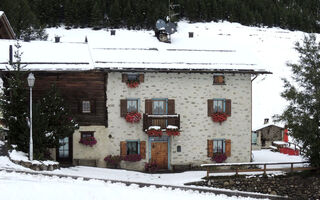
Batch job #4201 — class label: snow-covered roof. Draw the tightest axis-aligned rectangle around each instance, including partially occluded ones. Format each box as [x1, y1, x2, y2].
[0, 21, 270, 73]
[254, 123, 284, 132]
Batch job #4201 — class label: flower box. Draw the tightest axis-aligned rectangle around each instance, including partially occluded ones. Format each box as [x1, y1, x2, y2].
[104, 155, 122, 168]
[147, 126, 162, 137]
[79, 136, 97, 147]
[145, 161, 158, 173]
[125, 112, 142, 123]
[211, 153, 227, 163]
[166, 125, 180, 136]
[127, 80, 140, 88]
[211, 112, 228, 124]
[123, 154, 142, 162]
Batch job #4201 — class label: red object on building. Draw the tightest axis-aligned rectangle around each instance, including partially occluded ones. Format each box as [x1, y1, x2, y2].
[283, 128, 288, 142]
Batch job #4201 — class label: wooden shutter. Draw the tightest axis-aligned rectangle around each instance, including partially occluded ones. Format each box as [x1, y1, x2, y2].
[225, 99, 231, 116]
[120, 99, 127, 117]
[207, 99, 213, 116]
[167, 99, 175, 114]
[207, 140, 213, 157]
[120, 141, 127, 157]
[140, 141, 146, 159]
[145, 99, 152, 114]
[122, 74, 128, 83]
[139, 74, 144, 83]
[225, 139, 231, 157]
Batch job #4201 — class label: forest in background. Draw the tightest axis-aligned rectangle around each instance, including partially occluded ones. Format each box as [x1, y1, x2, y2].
[1, 0, 319, 40]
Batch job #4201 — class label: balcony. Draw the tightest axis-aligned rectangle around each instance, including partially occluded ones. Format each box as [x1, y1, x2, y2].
[143, 114, 180, 131]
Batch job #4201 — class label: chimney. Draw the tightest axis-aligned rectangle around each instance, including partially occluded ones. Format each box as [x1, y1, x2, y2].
[111, 30, 116, 36]
[54, 36, 60, 43]
[188, 32, 194, 38]
[9, 45, 13, 65]
[264, 118, 269, 124]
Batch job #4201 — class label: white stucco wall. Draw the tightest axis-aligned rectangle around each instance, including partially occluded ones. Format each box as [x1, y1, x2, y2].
[107, 72, 252, 170]
[73, 126, 109, 167]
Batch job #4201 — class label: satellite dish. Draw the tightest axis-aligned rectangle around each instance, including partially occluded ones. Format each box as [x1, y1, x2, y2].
[165, 22, 177, 34]
[156, 19, 166, 30]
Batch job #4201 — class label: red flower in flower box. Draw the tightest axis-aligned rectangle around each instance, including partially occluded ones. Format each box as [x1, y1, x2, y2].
[125, 112, 142, 123]
[79, 136, 97, 147]
[127, 80, 140, 88]
[211, 112, 228, 124]
[147, 127, 162, 137]
[166, 129, 180, 136]
[211, 152, 227, 163]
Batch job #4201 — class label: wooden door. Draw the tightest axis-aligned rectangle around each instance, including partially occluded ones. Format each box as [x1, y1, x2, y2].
[151, 142, 168, 169]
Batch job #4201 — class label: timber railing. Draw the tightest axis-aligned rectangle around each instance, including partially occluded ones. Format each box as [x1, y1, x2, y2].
[143, 114, 180, 131]
[201, 161, 317, 179]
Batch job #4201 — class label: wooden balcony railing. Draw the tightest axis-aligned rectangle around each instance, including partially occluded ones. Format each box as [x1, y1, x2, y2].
[143, 114, 180, 131]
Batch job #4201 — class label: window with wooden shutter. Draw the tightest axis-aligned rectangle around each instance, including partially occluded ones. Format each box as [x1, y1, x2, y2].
[120, 99, 127, 117]
[120, 141, 127, 157]
[225, 139, 231, 157]
[208, 99, 231, 116]
[140, 141, 146, 159]
[122, 73, 144, 83]
[207, 140, 213, 157]
[213, 75, 225, 84]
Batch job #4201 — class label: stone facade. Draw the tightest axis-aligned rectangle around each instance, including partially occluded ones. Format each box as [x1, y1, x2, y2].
[106, 72, 252, 170]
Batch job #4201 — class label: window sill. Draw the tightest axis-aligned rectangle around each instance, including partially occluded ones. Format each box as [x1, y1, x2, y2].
[212, 83, 226, 85]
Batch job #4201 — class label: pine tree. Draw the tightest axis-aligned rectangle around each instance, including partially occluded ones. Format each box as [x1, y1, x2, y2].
[275, 34, 320, 167]
[32, 85, 78, 160]
[90, 0, 103, 29]
[0, 42, 29, 153]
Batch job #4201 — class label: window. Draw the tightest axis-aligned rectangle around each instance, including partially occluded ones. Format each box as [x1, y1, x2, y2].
[213, 75, 225, 84]
[120, 99, 140, 117]
[58, 137, 69, 158]
[127, 73, 139, 82]
[213, 139, 225, 153]
[81, 132, 94, 139]
[252, 132, 258, 145]
[152, 100, 166, 115]
[126, 141, 139, 155]
[213, 99, 226, 113]
[82, 100, 91, 113]
[127, 99, 138, 113]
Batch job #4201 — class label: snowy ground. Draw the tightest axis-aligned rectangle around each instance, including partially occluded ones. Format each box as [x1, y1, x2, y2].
[0, 140, 305, 200]
[0, 171, 263, 200]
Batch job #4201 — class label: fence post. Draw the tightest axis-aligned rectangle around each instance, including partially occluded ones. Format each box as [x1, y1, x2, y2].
[236, 168, 239, 176]
[290, 163, 293, 173]
[207, 167, 209, 179]
[263, 164, 267, 175]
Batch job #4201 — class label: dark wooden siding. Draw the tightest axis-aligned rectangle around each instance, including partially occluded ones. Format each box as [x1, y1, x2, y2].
[32, 72, 106, 126]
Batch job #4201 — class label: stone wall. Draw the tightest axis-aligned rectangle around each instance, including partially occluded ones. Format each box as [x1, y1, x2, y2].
[260, 126, 283, 148]
[107, 72, 252, 170]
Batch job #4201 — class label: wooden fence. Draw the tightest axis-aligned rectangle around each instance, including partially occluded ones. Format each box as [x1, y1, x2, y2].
[201, 161, 317, 179]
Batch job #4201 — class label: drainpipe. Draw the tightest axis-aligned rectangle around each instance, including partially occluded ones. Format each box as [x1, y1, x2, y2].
[250, 74, 259, 161]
